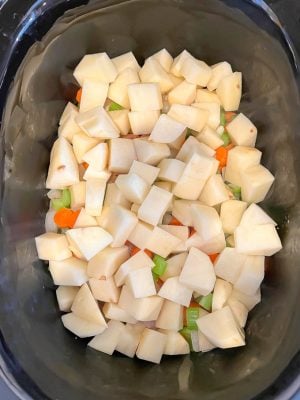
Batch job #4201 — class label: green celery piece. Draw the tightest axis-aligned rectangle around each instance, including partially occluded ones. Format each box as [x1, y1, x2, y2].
[179, 327, 193, 351]
[61, 189, 71, 208]
[221, 131, 231, 146]
[186, 307, 200, 330]
[152, 255, 167, 277]
[51, 198, 65, 211]
[199, 293, 213, 312]
[220, 108, 226, 127]
[109, 102, 123, 111]
[227, 183, 241, 200]
[152, 271, 160, 283]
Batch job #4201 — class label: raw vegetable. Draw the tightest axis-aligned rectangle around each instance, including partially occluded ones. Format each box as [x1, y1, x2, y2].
[198, 293, 213, 312]
[221, 131, 231, 146]
[109, 102, 124, 111]
[54, 208, 80, 229]
[186, 307, 200, 330]
[152, 255, 168, 277]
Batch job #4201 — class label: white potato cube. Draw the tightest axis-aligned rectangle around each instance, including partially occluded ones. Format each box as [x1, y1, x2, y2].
[234, 255, 264, 295]
[134, 138, 170, 165]
[76, 107, 120, 139]
[79, 80, 108, 113]
[108, 138, 137, 173]
[186, 231, 226, 255]
[154, 181, 173, 192]
[158, 276, 193, 307]
[158, 159, 185, 183]
[160, 252, 187, 281]
[163, 331, 190, 355]
[198, 331, 216, 352]
[61, 313, 106, 338]
[127, 221, 153, 250]
[73, 208, 98, 228]
[172, 200, 201, 226]
[229, 288, 261, 311]
[109, 110, 130, 135]
[199, 175, 230, 206]
[59, 102, 78, 126]
[220, 200, 248, 234]
[87, 246, 129, 279]
[115, 250, 154, 287]
[196, 89, 221, 104]
[126, 267, 156, 298]
[74, 53, 117, 85]
[128, 83, 163, 111]
[171, 50, 193, 77]
[108, 68, 140, 108]
[169, 74, 184, 88]
[234, 224, 282, 256]
[156, 300, 183, 331]
[82, 142, 108, 171]
[240, 164, 275, 203]
[191, 204, 222, 241]
[70, 181, 86, 209]
[216, 72, 242, 111]
[146, 226, 182, 257]
[116, 323, 143, 357]
[72, 132, 100, 164]
[56, 286, 79, 312]
[104, 183, 131, 209]
[150, 114, 187, 144]
[139, 58, 174, 93]
[88, 320, 125, 355]
[85, 179, 106, 216]
[176, 135, 215, 162]
[89, 277, 120, 303]
[112, 52, 140, 73]
[181, 57, 212, 87]
[138, 186, 173, 226]
[151, 48, 173, 71]
[193, 102, 220, 129]
[160, 225, 189, 252]
[128, 110, 160, 135]
[136, 328, 167, 364]
[227, 113, 257, 147]
[49, 257, 88, 286]
[197, 126, 224, 150]
[129, 160, 159, 185]
[168, 104, 208, 132]
[168, 80, 197, 105]
[240, 203, 276, 227]
[115, 173, 150, 204]
[227, 298, 248, 328]
[83, 167, 111, 181]
[207, 61, 233, 91]
[102, 303, 137, 324]
[58, 115, 83, 142]
[214, 247, 247, 284]
[212, 279, 232, 312]
[35, 232, 72, 261]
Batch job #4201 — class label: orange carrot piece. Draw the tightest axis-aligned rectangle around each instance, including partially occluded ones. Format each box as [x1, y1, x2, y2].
[169, 217, 183, 226]
[76, 88, 82, 103]
[54, 208, 80, 229]
[189, 300, 200, 308]
[209, 253, 219, 263]
[130, 246, 141, 256]
[215, 146, 229, 169]
[144, 249, 154, 259]
[189, 227, 196, 237]
[82, 162, 89, 170]
[225, 111, 236, 123]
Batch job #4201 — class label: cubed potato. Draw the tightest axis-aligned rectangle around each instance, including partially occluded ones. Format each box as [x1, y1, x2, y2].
[88, 320, 125, 355]
[112, 52, 140, 73]
[227, 298, 248, 328]
[216, 72, 242, 111]
[172, 200, 202, 226]
[59, 102, 78, 126]
[144, 226, 182, 258]
[74, 53, 117, 86]
[214, 247, 247, 284]
[168, 80, 197, 105]
[160, 225, 189, 252]
[158, 159, 185, 183]
[128, 83, 163, 111]
[198, 331, 216, 352]
[240, 164, 275, 203]
[102, 303, 137, 324]
[158, 277, 193, 307]
[151, 48, 173, 72]
[191, 204, 222, 241]
[116, 323, 143, 358]
[234, 224, 282, 256]
[196, 89, 221, 104]
[240, 203, 276, 227]
[114, 250, 154, 287]
[199, 175, 230, 206]
[227, 113, 257, 147]
[234, 255, 264, 296]
[70, 181, 86, 209]
[71, 283, 107, 326]
[87, 246, 130, 279]
[179, 247, 216, 295]
[176, 135, 215, 162]
[108, 68, 140, 108]
[197, 306, 245, 349]
[73, 208, 98, 228]
[115, 173, 150, 204]
[154, 181, 173, 192]
[207, 61, 233, 91]
[104, 183, 131, 209]
[129, 160, 160, 185]
[181, 57, 212, 87]
[61, 312, 106, 338]
[197, 126, 224, 150]
[138, 186, 173, 226]
[85, 179, 106, 216]
[76, 107, 120, 139]
[82, 142, 108, 171]
[212, 279, 232, 311]
[46, 138, 79, 189]
[134, 138, 170, 165]
[49, 257, 88, 286]
[128, 110, 160, 135]
[126, 267, 156, 298]
[193, 102, 220, 129]
[98, 205, 138, 247]
[58, 114, 83, 142]
[89, 277, 120, 303]
[56, 286, 79, 312]
[225, 146, 262, 186]
[150, 114, 187, 144]
[220, 200, 248, 234]
[127, 221, 153, 250]
[66, 227, 113, 261]
[79, 80, 109, 113]
[171, 50, 193, 77]
[72, 132, 100, 164]
[139, 58, 174, 93]
[83, 166, 111, 181]
[35, 232, 72, 261]
[156, 300, 184, 330]
[168, 104, 208, 132]
[186, 231, 226, 255]
[163, 331, 190, 355]
[229, 288, 261, 311]
[109, 110, 130, 135]
[108, 138, 137, 173]
[136, 328, 167, 364]
[160, 252, 187, 281]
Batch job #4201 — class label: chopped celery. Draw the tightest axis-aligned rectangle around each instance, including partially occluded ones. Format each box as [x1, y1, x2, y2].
[198, 293, 213, 312]
[186, 307, 200, 330]
[62, 189, 71, 208]
[51, 198, 65, 211]
[152, 271, 160, 282]
[179, 327, 193, 351]
[220, 108, 226, 127]
[152, 255, 167, 277]
[221, 131, 231, 146]
[109, 102, 123, 111]
[227, 183, 241, 200]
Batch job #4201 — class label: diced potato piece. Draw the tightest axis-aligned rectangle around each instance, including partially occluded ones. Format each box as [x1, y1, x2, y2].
[82, 142, 108, 171]
[112, 52, 140, 73]
[181, 57, 212, 87]
[134, 138, 170, 165]
[59, 102, 78, 126]
[79, 80, 108, 113]
[74, 53, 117, 86]
[88, 320, 125, 355]
[229, 288, 261, 311]
[186, 232, 226, 255]
[116, 323, 143, 357]
[151, 48, 173, 72]
[73, 208, 98, 228]
[198, 331, 216, 352]
[197, 306, 245, 348]
[199, 175, 229, 206]
[115, 250, 154, 287]
[150, 114, 186, 144]
[35, 232, 72, 261]
[58, 115, 83, 142]
[136, 328, 167, 364]
[138, 186, 172, 226]
[220, 200, 248, 234]
[176, 135, 215, 161]
[102, 303, 137, 324]
[126, 267, 156, 298]
[197, 126, 224, 150]
[193, 102, 220, 129]
[196, 89, 221, 104]
[108, 68, 140, 108]
[128, 83, 163, 111]
[56, 286, 79, 312]
[214, 248, 247, 284]
[160, 252, 187, 281]
[227, 298, 248, 328]
[140, 58, 174, 93]
[83, 167, 111, 181]
[234, 224, 282, 256]
[168, 104, 208, 132]
[216, 72, 242, 111]
[89, 277, 120, 303]
[240, 203, 276, 227]
[171, 50, 193, 77]
[127, 221, 153, 250]
[66, 227, 113, 261]
[179, 247, 216, 295]
[227, 113, 257, 147]
[144, 226, 182, 258]
[168, 80, 197, 105]
[129, 160, 159, 185]
[104, 183, 131, 209]
[85, 179, 106, 216]
[159, 277, 193, 306]
[212, 279, 232, 312]
[109, 110, 130, 135]
[158, 159, 185, 182]
[225, 146, 262, 186]
[71, 283, 107, 326]
[98, 205, 138, 247]
[172, 200, 202, 226]
[191, 204, 222, 241]
[128, 110, 160, 135]
[87, 246, 130, 279]
[156, 300, 183, 330]
[160, 225, 189, 252]
[163, 331, 190, 355]
[70, 181, 86, 209]
[207, 61, 232, 91]
[169, 74, 184, 88]
[234, 255, 264, 295]
[49, 257, 88, 286]
[72, 132, 100, 164]
[76, 107, 120, 139]
[61, 313, 106, 338]
[240, 164, 275, 203]
[46, 137, 79, 189]
[115, 173, 150, 204]
[154, 181, 173, 192]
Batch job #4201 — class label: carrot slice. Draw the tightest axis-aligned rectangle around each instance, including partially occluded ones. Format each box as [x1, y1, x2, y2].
[76, 88, 82, 103]
[215, 146, 229, 169]
[225, 111, 237, 123]
[82, 162, 89, 170]
[130, 246, 140, 256]
[54, 208, 80, 229]
[189, 227, 197, 237]
[169, 217, 183, 226]
[144, 249, 154, 259]
[209, 253, 219, 263]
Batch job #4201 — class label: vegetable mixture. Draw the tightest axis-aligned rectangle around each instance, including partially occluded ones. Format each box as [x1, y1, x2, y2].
[35, 49, 282, 364]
